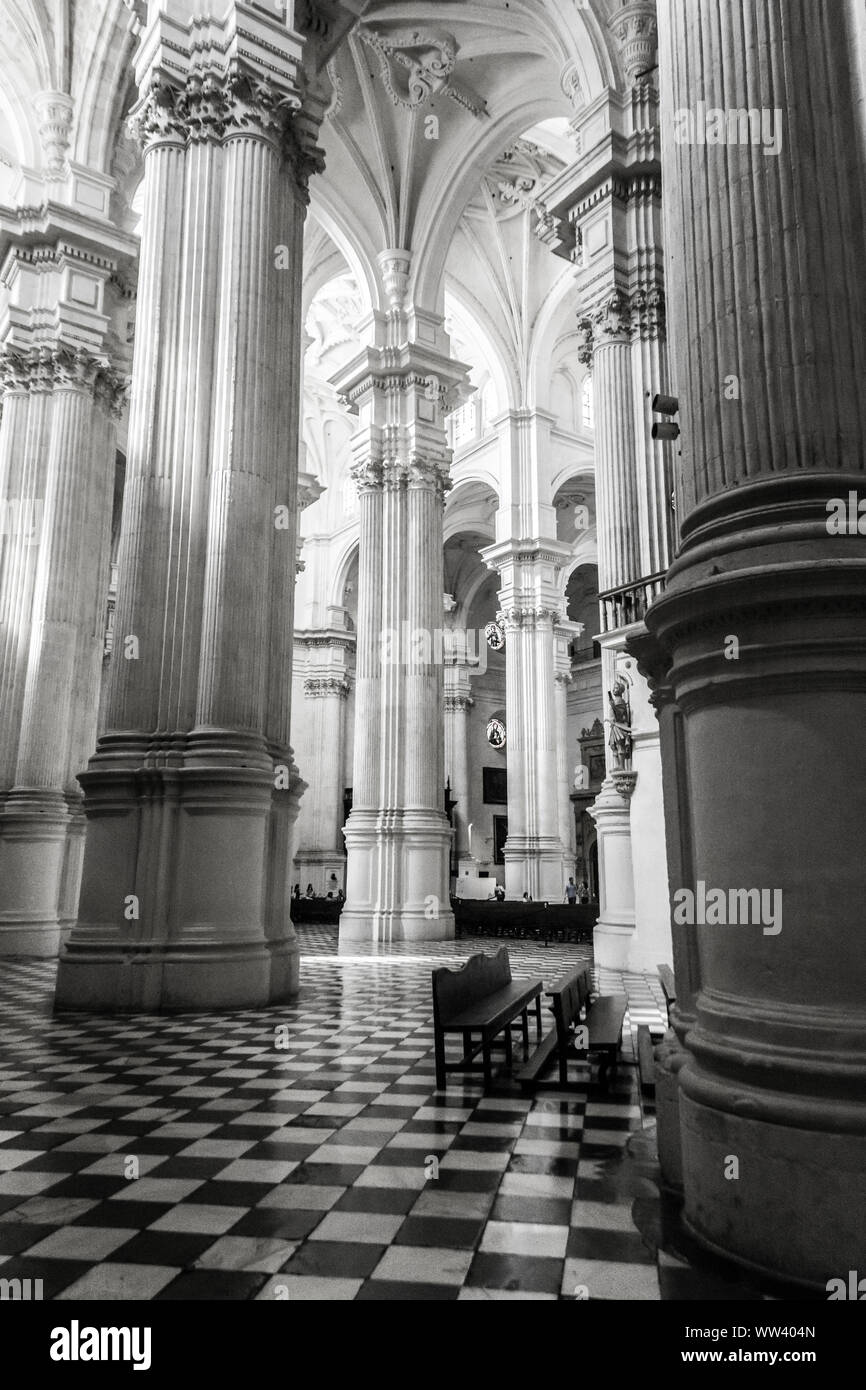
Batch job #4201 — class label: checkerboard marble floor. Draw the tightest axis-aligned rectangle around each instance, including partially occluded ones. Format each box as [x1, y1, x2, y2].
[0, 931, 687, 1301]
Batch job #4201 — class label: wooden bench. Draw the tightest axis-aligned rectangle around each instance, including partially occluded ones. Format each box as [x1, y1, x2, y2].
[432, 948, 543, 1091]
[658, 963, 676, 1024]
[518, 965, 627, 1090]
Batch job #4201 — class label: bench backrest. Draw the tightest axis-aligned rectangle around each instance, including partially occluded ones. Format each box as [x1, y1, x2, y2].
[658, 963, 677, 1006]
[432, 949, 512, 1025]
[549, 966, 592, 1036]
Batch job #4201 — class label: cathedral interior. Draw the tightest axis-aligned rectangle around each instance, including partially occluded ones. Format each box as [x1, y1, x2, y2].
[0, 0, 863, 1315]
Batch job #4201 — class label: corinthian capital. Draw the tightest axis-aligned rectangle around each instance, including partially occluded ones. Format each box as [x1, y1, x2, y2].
[577, 289, 633, 358]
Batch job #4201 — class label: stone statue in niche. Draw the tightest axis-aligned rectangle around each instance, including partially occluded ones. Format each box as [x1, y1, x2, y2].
[573, 763, 589, 791]
[607, 677, 633, 770]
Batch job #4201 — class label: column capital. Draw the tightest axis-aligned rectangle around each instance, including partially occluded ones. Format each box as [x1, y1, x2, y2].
[444, 691, 474, 713]
[578, 283, 666, 360]
[304, 676, 350, 700]
[130, 4, 325, 196]
[0, 343, 128, 417]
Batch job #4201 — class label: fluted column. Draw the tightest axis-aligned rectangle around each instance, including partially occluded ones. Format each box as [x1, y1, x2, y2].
[579, 294, 642, 590]
[337, 322, 461, 942]
[444, 665, 474, 868]
[55, 5, 318, 1010]
[648, 0, 866, 1284]
[480, 539, 575, 903]
[0, 346, 123, 956]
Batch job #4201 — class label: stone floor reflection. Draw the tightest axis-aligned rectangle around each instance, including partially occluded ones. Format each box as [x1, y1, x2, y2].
[0, 931, 815, 1300]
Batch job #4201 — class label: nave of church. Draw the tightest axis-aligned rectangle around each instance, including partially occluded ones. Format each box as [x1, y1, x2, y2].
[0, 0, 864, 1310]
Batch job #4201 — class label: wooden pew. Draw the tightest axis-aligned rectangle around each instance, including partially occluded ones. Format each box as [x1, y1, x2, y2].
[658, 963, 676, 1024]
[432, 949, 544, 1091]
[518, 965, 627, 1090]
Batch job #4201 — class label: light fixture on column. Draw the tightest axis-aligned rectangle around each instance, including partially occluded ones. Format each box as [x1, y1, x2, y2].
[651, 393, 680, 440]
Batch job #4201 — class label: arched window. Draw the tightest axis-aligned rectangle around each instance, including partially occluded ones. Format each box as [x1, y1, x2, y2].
[581, 374, 594, 430]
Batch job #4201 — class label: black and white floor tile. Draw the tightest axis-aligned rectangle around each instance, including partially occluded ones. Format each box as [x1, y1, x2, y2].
[0, 931, 784, 1301]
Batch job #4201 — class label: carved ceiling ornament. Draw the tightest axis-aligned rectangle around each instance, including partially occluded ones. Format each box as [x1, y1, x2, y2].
[358, 25, 487, 118]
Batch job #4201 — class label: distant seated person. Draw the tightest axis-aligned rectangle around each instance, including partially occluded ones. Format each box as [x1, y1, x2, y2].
[493, 883, 506, 902]
[292, 884, 301, 901]
[522, 891, 532, 903]
[305, 883, 315, 899]
[337, 888, 345, 902]
[579, 880, 590, 904]
[326, 891, 334, 899]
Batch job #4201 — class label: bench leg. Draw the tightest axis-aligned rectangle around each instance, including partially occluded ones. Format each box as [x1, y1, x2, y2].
[461, 1029, 473, 1066]
[434, 1031, 447, 1091]
[482, 1038, 493, 1089]
[535, 995, 543, 1041]
[504, 1024, 513, 1069]
[522, 1009, 529, 1059]
[558, 1029, 568, 1088]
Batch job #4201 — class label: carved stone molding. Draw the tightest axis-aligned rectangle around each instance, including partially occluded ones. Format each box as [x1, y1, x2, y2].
[350, 451, 452, 499]
[34, 92, 74, 179]
[0, 344, 128, 417]
[578, 284, 666, 360]
[609, 2, 659, 87]
[359, 25, 487, 118]
[444, 692, 474, 713]
[497, 605, 563, 631]
[304, 676, 350, 700]
[129, 70, 324, 198]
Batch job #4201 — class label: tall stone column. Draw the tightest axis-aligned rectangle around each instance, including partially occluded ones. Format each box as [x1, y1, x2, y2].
[648, 0, 866, 1284]
[294, 637, 352, 894]
[444, 661, 474, 872]
[481, 542, 575, 902]
[0, 219, 128, 956]
[54, 5, 319, 1010]
[579, 302, 641, 960]
[336, 306, 462, 941]
[554, 621, 580, 884]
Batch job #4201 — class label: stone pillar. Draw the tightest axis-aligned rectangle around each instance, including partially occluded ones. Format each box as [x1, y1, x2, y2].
[336, 308, 462, 941]
[0, 335, 125, 956]
[648, 0, 866, 1284]
[481, 541, 575, 903]
[578, 304, 640, 961]
[294, 661, 351, 894]
[54, 5, 319, 1010]
[554, 621, 580, 884]
[444, 662, 474, 872]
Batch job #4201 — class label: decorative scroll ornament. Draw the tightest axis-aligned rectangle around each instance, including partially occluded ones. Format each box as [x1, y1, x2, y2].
[359, 26, 487, 117]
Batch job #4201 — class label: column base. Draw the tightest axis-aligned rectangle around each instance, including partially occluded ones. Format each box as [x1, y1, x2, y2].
[56, 738, 303, 1011]
[341, 807, 455, 943]
[503, 837, 565, 903]
[653, 1023, 692, 1195]
[54, 938, 299, 1012]
[0, 789, 70, 957]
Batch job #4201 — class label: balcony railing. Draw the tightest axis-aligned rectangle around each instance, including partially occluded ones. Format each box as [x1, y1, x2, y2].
[598, 572, 666, 634]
